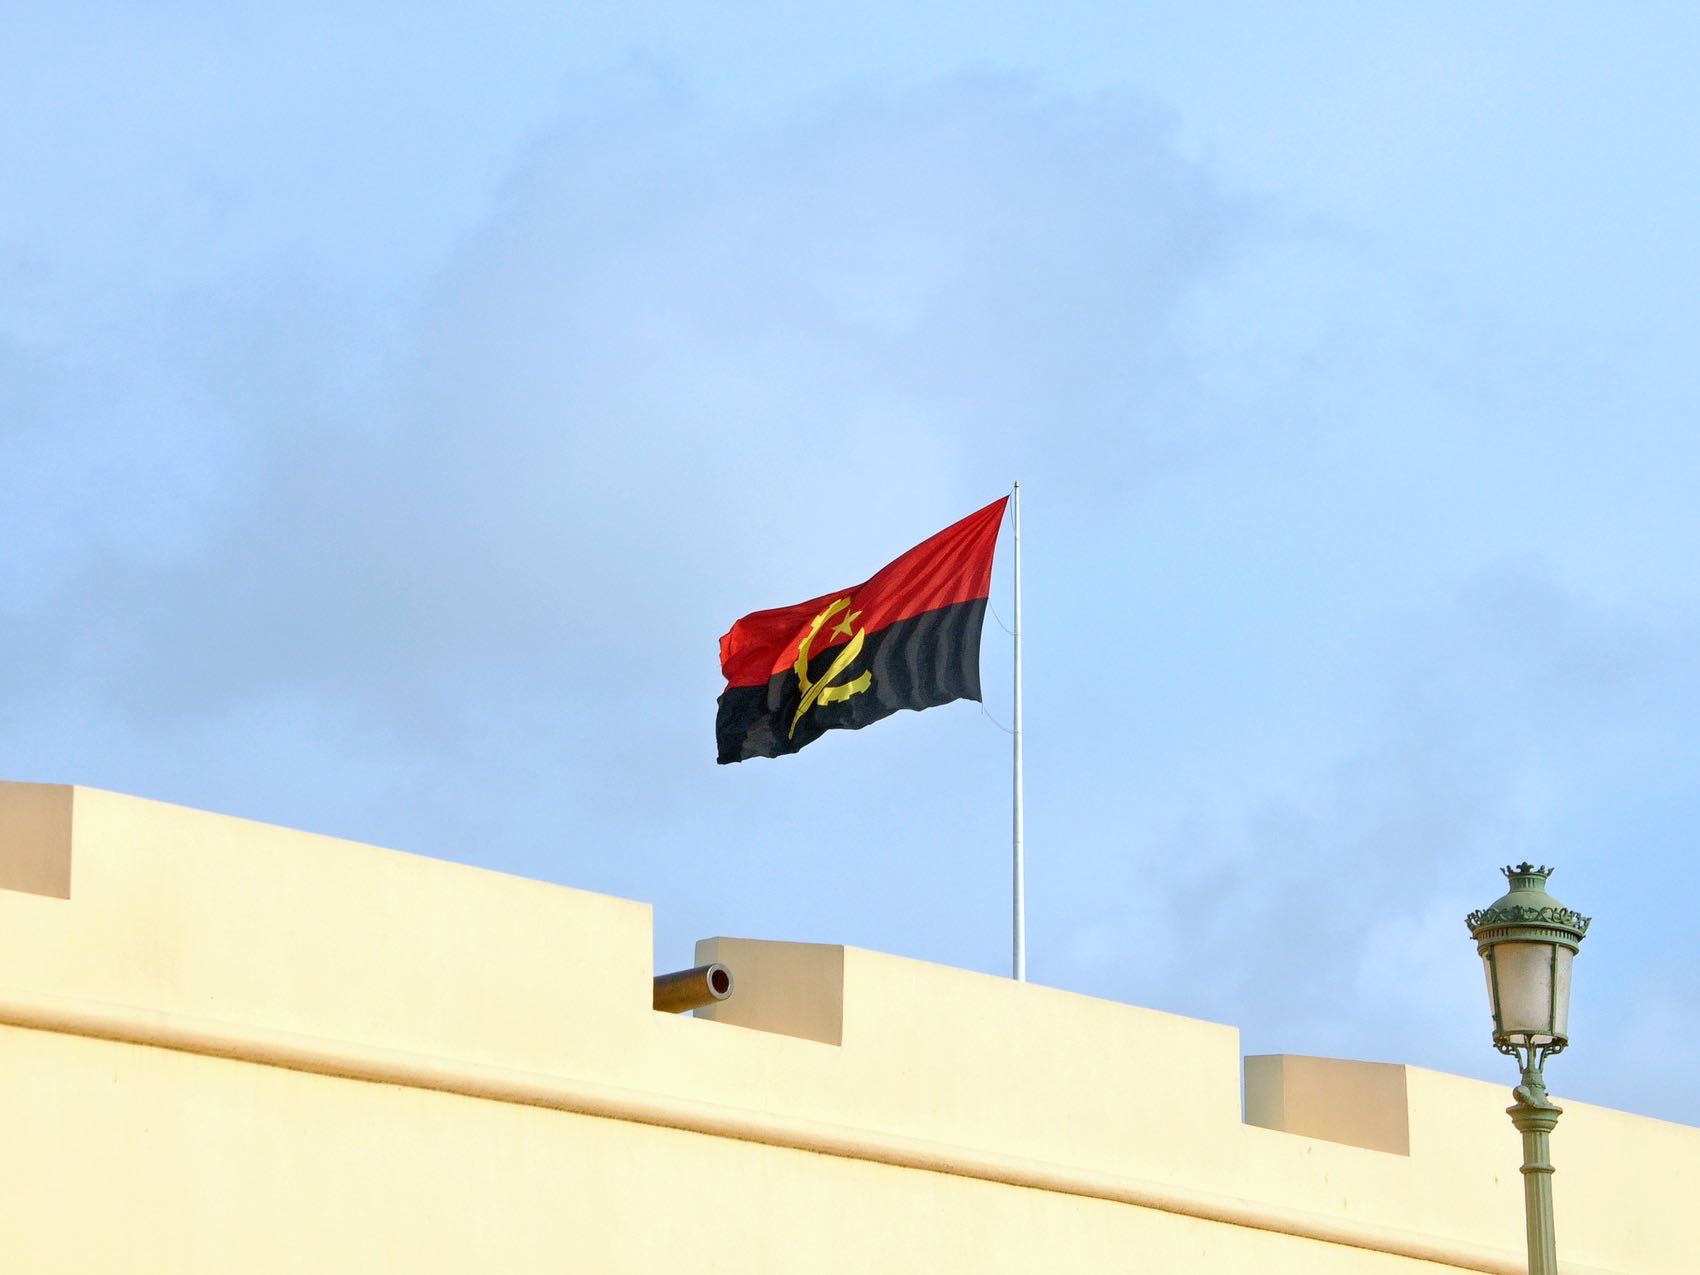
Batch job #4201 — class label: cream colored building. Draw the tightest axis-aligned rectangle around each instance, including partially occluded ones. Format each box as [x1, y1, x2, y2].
[1, 780, 1692, 1273]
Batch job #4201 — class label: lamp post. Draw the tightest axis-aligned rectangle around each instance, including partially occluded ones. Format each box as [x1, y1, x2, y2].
[1465, 864, 1591, 1275]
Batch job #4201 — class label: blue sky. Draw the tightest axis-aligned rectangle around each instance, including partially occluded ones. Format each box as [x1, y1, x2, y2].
[5, 4, 1698, 1125]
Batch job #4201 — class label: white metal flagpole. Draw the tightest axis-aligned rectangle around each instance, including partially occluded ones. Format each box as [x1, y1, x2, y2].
[1011, 481, 1025, 982]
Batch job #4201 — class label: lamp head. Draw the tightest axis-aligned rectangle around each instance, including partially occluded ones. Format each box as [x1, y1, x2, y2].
[1466, 864, 1590, 1068]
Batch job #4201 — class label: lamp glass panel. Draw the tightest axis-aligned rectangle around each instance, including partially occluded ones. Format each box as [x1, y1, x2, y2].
[1480, 952, 1498, 1028]
[1551, 945, 1574, 1038]
[1492, 941, 1558, 1040]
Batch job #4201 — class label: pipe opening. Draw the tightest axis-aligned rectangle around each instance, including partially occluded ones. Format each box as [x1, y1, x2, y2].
[653, 963, 735, 1014]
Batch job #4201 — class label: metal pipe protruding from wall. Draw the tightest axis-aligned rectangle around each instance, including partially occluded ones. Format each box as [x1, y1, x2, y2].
[652, 963, 734, 1014]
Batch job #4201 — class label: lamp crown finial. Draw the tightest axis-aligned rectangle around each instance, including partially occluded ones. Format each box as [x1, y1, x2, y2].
[1503, 862, 1553, 881]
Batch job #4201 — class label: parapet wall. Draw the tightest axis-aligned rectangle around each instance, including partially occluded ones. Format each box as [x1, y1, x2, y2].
[0, 782, 1691, 1274]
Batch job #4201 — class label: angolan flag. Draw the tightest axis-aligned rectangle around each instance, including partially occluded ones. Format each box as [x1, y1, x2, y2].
[716, 497, 1008, 764]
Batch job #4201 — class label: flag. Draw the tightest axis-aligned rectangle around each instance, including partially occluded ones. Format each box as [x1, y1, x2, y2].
[716, 497, 1008, 763]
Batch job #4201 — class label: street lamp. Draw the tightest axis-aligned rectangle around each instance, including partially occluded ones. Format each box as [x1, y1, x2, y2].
[1465, 864, 1591, 1275]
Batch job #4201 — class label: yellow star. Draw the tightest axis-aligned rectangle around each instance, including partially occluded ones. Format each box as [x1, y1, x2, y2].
[831, 609, 863, 640]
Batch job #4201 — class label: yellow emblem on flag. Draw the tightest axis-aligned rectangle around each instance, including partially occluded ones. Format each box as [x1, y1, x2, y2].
[789, 597, 873, 738]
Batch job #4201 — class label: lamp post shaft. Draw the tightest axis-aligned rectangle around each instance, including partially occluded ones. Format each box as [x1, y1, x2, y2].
[1508, 1071, 1562, 1275]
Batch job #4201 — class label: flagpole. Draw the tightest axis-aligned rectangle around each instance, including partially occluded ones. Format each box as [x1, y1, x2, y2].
[1011, 480, 1025, 982]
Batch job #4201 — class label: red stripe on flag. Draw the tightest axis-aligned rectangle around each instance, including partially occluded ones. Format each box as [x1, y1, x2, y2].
[718, 497, 1008, 689]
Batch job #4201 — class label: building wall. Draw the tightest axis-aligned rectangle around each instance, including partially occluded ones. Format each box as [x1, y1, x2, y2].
[0, 782, 1692, 1273]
